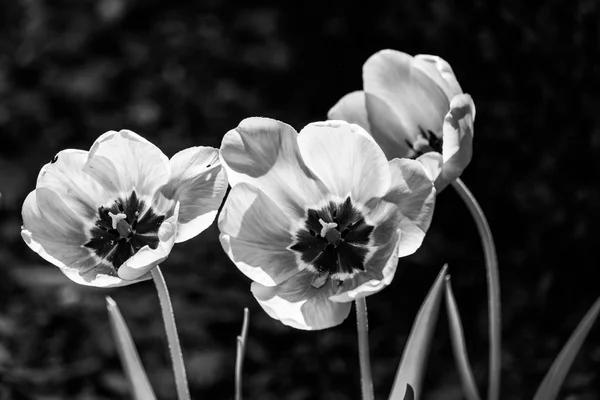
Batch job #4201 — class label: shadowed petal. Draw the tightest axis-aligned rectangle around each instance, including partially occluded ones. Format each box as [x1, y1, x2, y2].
[327, 91, 371, 132]
[436, 94, 476, 191]
[21, 188, 142, 287]
[161, 147, 228, 243]
[383, 158, 436, 257]
[364, 92, 415, 159]
[220, 117, 328, 219]
[219, 183, 301, 287]
[363, 49, 449, 139]
[251, 269, 353, 330]
[414, 54, 463, 100]
[117, 203, 179, 281]
[84, 130, 170, 198]
[36, 149, 110, 220]
[297, 120, 391, 204]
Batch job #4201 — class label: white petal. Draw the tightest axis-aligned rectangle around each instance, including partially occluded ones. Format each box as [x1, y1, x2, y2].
[297, 120, 391, 205]
[36, 149, 110, 220]
[329, 200, 401, 302]
[327, 91, 371, 132]
[383, 158, 436, 257]
[416, 152, 443, 182]
[117, 202, 179, 281]
[218, 183, 301, 287]
[84, 130, 170, 198]
[21, 188, 135, 286]
[437, 94, 476, 191]
[251, 269, 353, 330]
[61, 267, 152, 288]
[363, 49, 449, 139]
[220, 117, 329, 219]
[364, 92, 415, 159]
[161, 146, 228, 243]
[414, 54, 463, 100]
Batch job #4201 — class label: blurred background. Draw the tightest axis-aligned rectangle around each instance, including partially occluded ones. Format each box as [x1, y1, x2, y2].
[1, 0, 599, 399]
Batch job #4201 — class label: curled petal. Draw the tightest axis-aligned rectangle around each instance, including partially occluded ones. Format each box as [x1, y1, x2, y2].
[363, 49, 449, 139]
[364, 92, 415, 159]
[297, 120, 391, 204]
[436, 94, 476, 191]
[327, 91, 371, 132]
[414, 54, 463, 100]
[383, 158, 436, 257]
[84, 130, 170, 198]
[251, 269, 353, 330]
[220, 117, 328, 219]
[416, 152, 443, 183]
[36, 149, 110, 220]
[161, 147, 228, 243]
[21, 188, 141, 287]
[117, 203, 179, 281]
[219, 183, 301, 287]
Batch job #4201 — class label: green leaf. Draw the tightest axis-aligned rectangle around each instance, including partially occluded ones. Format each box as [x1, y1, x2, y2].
[106, 296, 157, 400]
[533, 296, 600, 400]
[388, 265, 448, 400]
[445, 276, 482, 400]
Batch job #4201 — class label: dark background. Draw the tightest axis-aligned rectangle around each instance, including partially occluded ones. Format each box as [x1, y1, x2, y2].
[1, 0, 599, 399]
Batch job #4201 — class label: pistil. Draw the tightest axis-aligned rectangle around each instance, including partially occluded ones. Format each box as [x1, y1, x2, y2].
[319, 218, 341, 245]
[109, 212, 132, 239]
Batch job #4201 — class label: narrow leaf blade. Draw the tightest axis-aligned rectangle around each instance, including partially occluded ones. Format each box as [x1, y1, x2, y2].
[445, 277, 482, 400]
[106, 296, 157, 400]
[533, 296, 600, 400]
[388, 265, 448, 400]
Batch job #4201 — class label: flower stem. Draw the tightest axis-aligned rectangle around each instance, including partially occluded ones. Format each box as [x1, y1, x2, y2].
[151, 267, 190, 400]
[235, 308, 250, 400]
[451, 178, 501, 400]
[356, 297, 374, 400]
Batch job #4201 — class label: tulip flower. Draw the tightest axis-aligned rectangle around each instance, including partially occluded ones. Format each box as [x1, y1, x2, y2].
[218, 118, 435, 330]
[22, 130, 228, 287]
[329, 49, 475, 191]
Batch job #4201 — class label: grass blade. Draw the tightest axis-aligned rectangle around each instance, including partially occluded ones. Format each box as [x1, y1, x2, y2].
[533, 296, 600, 400]
[106, 296, 157, 400]
[388, 265, 448, 400]
[445, 276, 482, 400]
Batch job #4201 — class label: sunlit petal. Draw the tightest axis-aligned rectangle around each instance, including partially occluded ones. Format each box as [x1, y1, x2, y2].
[219, 183, 301, 287]
[297, 120, 391, 204]
[161, 146, 228, 243]
[327, 90, 371, 132]
[251, 269, 353, 330]
[220, 117, 329, 219]
[84, 130, 170, 198]
[414, 54, 463, 100]
[36, 149, 110, 220]
[437, 94, 476, 191]
[384, 158, 436, 257]
[363, 49, 449, 139]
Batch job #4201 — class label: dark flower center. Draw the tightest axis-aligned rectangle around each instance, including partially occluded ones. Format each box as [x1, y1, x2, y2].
[290, 197, 374, 288]
[406, 126, 443, 156]
[84, 191, 165, 270]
